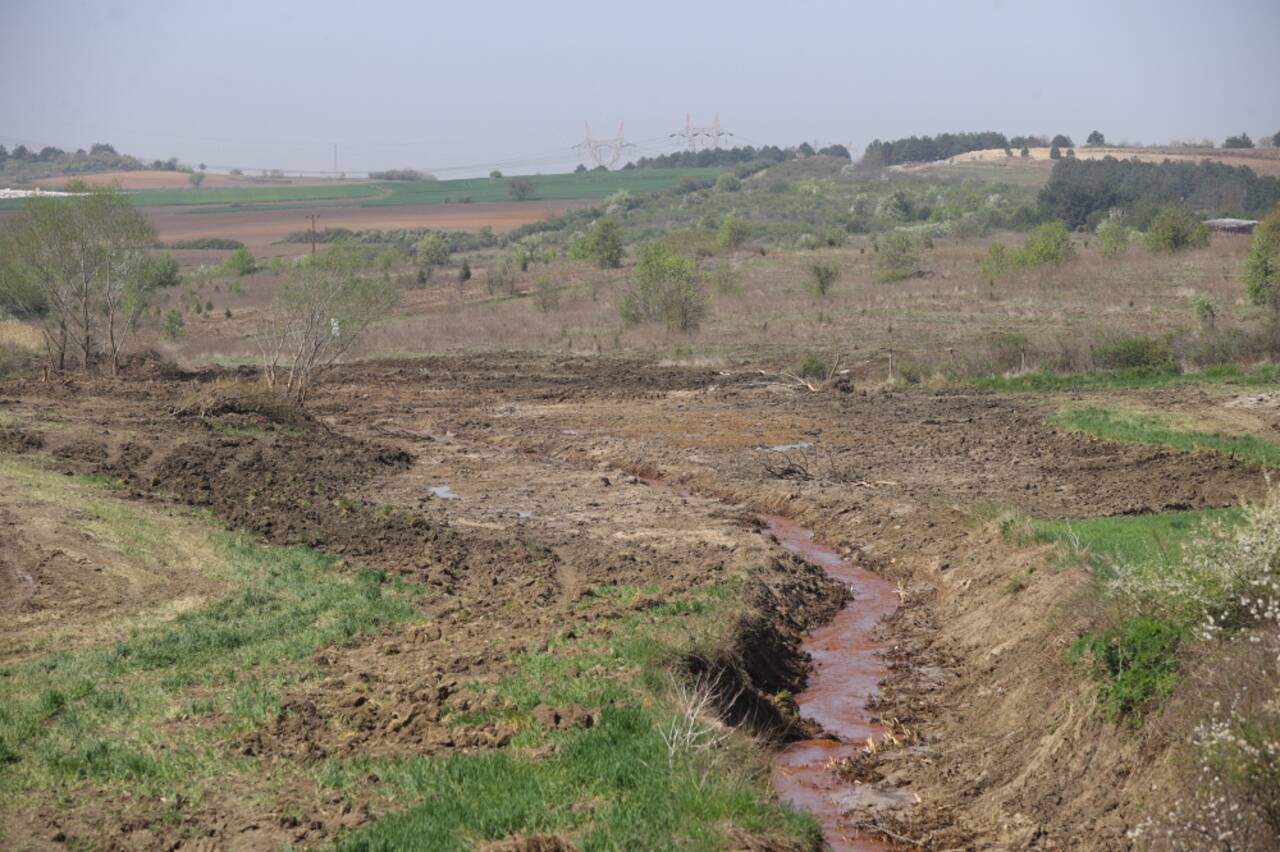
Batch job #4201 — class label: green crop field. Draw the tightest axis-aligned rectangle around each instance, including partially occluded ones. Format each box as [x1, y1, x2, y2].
[0, 169, 722, 212]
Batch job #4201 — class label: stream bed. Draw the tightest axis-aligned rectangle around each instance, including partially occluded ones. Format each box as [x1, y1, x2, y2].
[763, 514, 902, 851]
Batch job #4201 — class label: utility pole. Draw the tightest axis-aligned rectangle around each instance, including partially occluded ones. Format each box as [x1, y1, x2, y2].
[305, 214, 320, 255]
[332, 143, 338, 175]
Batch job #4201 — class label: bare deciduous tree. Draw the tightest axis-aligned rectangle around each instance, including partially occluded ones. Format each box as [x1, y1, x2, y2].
[256, 242, 398, 404]
[0, 183, 156, 374]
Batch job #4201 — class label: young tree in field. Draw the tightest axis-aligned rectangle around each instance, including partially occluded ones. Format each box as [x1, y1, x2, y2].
[1145, 206, 1209, 253]
[415, 232, 450, 268]
[584, 218, 624, 268]
[188, 171, 205, 189]
[162, 308, 185, 340]
[509, 178, 535, 200]
[256, 242, 398, 404]
[0, 183, 156, 373]
[619, 243, 706, 332]
[717, 214, 751, 248]
[1244, 211, 1280, 313]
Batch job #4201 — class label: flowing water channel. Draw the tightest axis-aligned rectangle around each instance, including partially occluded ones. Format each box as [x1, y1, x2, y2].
[762, 514, 901, 852]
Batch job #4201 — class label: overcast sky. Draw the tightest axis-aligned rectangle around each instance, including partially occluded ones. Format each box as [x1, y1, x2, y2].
[2, 0, 1278, 176]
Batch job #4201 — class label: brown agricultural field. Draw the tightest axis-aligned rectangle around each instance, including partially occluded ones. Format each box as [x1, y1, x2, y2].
[146, 199, 591, 256]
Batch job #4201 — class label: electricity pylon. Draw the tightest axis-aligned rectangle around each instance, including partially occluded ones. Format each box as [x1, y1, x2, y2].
[669, 114, 734, 152]
[573, 121, 633, 170]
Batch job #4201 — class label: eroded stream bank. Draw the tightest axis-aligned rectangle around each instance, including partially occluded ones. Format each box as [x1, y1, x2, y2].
[764, 515, 902, 852]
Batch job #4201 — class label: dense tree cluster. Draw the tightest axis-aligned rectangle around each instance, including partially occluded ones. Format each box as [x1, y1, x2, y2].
[861, 131, 1011, 166]
[627, 145, 797, 170]
[1038, 156, 1280, 230]
[0, 142, 179, 175]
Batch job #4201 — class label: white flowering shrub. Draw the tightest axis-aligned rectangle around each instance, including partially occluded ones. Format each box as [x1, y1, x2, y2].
[1120, 487, 1280, 848]
[1106, 489, 1280, 636]
[604, 190, 634, 215]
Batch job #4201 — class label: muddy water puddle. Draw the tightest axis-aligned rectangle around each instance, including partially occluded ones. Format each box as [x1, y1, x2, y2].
[763, 515, 901, 851]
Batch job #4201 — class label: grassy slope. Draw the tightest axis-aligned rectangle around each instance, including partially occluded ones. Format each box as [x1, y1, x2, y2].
[0, 461, 419, 816]
[976, 364, 1280, 393]
[1029, 508, 1240, 578]
[1049, 406, 1280, 467]
[0, 462, 814, 850]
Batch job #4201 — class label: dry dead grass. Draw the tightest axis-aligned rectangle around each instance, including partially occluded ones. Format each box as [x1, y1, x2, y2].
[347, 233, 1261, 378]
[0, 321, 45, 351]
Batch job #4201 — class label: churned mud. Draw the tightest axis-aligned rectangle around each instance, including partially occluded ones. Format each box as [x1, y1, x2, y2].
[0, 353, 1267, 848]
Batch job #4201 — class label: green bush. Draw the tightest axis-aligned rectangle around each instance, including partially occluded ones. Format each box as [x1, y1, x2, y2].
[983, 221, 1074, 277]
[714, 173, 742, 193]
[582, 218, 624, 269]
[619, 243, 706, 332]
[161, 309, 185, 341]
[1096, 213, 1132, 259]
[797, 354, 830, 380]
[221, 248, 257, 277]
[1243, 210, 1280, 308]
[1019, 220, 1074, 266]
[168, 238, 245, 250]
[415, 232, 450, 267]
[876, 231, 922, 282]
[143, 253, 182, 289]
[1144, 206, 1210, 252]
[717, 214, 751, 249]
[1093, 335, 1178, 371]
[1072, 617, 1183, 719]
[808, 262, 839, 296]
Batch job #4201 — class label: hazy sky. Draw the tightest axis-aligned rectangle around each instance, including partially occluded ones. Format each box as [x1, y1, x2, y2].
[2, 0, 1278, 176]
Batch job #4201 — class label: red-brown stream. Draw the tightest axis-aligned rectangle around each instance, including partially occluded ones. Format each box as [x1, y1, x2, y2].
[763, 514, 901, 851]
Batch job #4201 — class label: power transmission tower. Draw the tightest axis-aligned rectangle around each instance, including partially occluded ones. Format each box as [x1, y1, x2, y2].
[669, 114, 734, 152]
[572, 121, 633, 170]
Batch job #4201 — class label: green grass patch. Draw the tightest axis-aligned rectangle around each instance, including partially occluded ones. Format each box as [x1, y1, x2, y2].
[327, 579, 816, 850]
[1025, 508, 1241, 579]
[975, 364, 1280, 393]
[0, 169, 721, 212]
[1049, 406, 1280, 467]
[0, 486, 418, 805]
[1071, 616, 1184, 721]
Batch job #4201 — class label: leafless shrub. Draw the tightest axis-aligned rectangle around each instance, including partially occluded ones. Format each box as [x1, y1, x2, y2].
[660, 670, 740, 762]
[760, 443, 858, 483]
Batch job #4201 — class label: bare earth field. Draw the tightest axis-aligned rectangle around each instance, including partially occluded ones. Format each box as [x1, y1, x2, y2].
[146, 199, 592, 255]
[0, 355, 1270, 849]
